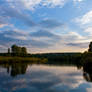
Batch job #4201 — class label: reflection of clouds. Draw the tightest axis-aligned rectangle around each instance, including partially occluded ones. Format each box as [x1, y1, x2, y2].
[14, 87, 38, 92]
[0, 68, 7, 73]
[0, 65, 92, 92]
[50, 84, 70, 92]
[70, 83, 91, 92]
[26, 65, 92, 92]
[87, 87, 92, 92]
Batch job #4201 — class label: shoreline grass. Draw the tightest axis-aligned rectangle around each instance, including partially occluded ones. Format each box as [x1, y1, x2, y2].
[0, 56, 48, 64]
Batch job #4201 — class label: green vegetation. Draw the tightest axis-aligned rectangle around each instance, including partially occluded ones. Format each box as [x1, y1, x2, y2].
[0, 42, 92, 66]
[0, 44, 82, 65]
[31, 53, 82, 65]
[81, 52, 92, 65]
[11, 44, 27, 56]
[0, 43, 92, 78]
[0, 56, 47, 64]
[0, 44, 48, 63]
[80, 42, 92, 65]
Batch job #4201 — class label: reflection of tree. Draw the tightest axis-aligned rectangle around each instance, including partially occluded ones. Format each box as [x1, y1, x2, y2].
[83, 72, 91, 82]
[0, 63, 29, 77]
[81, 42, 92, 82]
[10, 63, 28, 77]
[76, 63, 82, 70]
[83, 62, 92, 82]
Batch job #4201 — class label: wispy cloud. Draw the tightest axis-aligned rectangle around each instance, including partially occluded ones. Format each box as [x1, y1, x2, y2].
[0, 0, 36, 27]
[3, 0, 84, 11]
[67, 42, 88, 48]
[0, 0, 90, 53]
[0, 28, 88, 53]
[0, 0, 85, 28]
[0, 29, 61, 52]
[6, 0, 68, 10]
[75, 10, 92, 26]
[73, 0, 84, 3]
[84, 27, 92, 35]
[39, 19, 64, 29]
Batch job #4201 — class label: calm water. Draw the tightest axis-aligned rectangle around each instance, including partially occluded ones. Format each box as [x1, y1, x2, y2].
[0, 63, 92, 92]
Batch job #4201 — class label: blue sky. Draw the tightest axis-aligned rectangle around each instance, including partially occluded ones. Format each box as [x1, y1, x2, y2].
[0, 0, 92, 53]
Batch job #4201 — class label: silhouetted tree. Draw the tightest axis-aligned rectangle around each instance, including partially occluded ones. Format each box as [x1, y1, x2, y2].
[8, 48, 10, 54]
[11, 44, 17, 54]
[88, 42, 92, 52]
[21, 47, 27, 56]
[11, 44, 27, 56]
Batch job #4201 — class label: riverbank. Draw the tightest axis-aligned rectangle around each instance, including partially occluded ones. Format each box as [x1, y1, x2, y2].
[0, 56, 48, 64]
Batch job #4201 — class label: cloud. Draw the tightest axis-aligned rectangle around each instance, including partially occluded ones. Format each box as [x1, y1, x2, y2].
[30, 30, 60, 39]
[75, 10, 92, 26]
[39, 19, 64, 29]
[10, 0, 85, 10]
[0, 24, 8, 28]
[6, 0, 42, 10]
[41, 0, 68, 8]
[84, 27, 92, 35]
[60, 31, 90, 49]
[0, 0, 36, 27]
[73, 0, 84, 3]
[62, 32, 85, 43]
[0, 0, 66, 29]
[0, 29, 90, 53]
[4, 30, 28, 40]
[0, 0, 89, 53]
[67, 42, 89, 48]
[0, 29, 61, 52]
[74, 10, 92, 48]
[0, 0, 85, 29]
[0, 16, 9, 28]
[6, 0, 68, 10]
[3, 0, 83, 11]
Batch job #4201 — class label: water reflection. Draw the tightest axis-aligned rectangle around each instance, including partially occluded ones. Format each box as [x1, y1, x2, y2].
[83, 62, 92, 82]
[0, 63, 29, 77]
[0, 62, 92, 92]
[0, 62, 92, 82]
[0, 62, 80, 77]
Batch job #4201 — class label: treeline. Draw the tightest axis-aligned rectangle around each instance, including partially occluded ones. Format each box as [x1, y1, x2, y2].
[0, 44, 83, 65]
[1, 42, 92, 65]
[8, 44, 27, 56]
[31, 42, 92, 65]
[0, 44, 48, 63]
[31, 53, 82, 65]
[0, 44, 28, 57]
[81, 42, 92, 65]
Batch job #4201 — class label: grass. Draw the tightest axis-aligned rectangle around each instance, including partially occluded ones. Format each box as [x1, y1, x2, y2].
[0, 56, 48, 64]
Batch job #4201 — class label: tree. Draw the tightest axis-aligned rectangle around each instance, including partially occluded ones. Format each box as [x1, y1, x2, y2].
[88, 42, 92, 52]
[11, 44, 27, 56]
[11, 44, 17, 54]
[21, 47, 27, 56]
[11, 44, 21, 56]
[8, 48, 10, 54]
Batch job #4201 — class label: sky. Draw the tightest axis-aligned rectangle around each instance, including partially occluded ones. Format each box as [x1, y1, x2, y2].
[0, 0, 92, 53]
